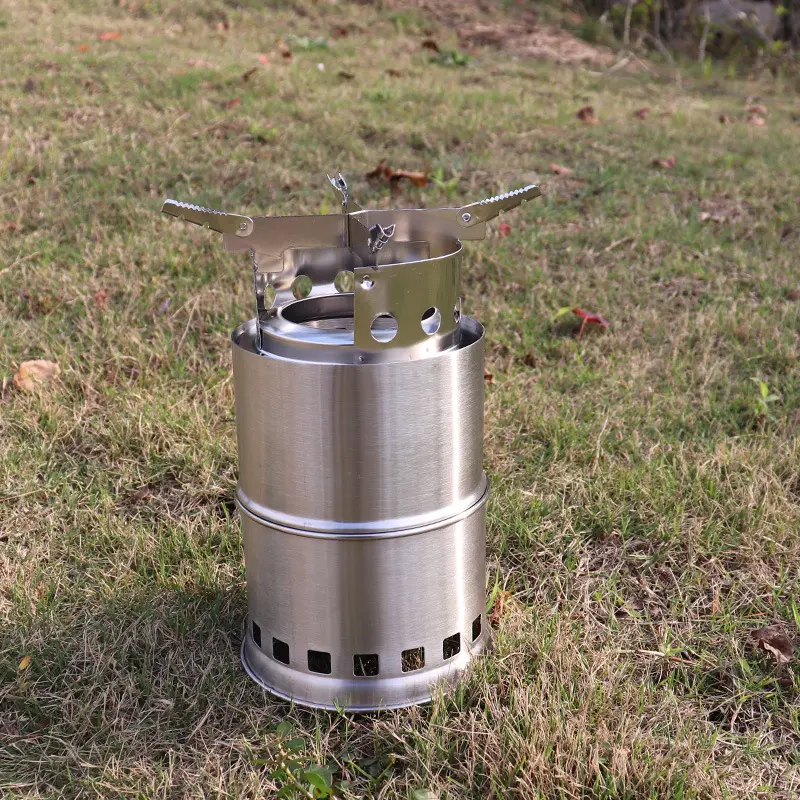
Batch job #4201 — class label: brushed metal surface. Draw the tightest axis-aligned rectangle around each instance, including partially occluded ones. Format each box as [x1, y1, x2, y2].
[238, 494, 489, 710]
[232, 317, 486, 532]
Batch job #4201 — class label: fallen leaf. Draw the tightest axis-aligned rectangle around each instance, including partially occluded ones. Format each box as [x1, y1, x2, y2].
[365, 161, 428, 187]
[2, 221, 20, 232]
[571, 308, 609, 341]
[98, 31, 122, 41]
[781, 225, 794, 241]
[576, 105, 598, 124]
[93, 288, 109, 308]
[278, 40, 292, 61]
[550, 163, 572, 175]
[786, 289, 800, 301]
[651, 155, 675, 169]
[386, 68, 402, 77]
[421, 38, 440, 53]
[158, 297, 172, 314]
[77, 44, 90, 52]
[337, 70, 355, 80]
[751, 624, 794, 665]
[523, 351, 537, 367]
[332, 25, 349, 38]
[215, 20, 229, 33]
[224, 98, 241, 109]
[186, 58, 211, 67]
[719, 114, 732, 124]
[13, 360, 60, 392]
[258, 53, 270, 66]
[23, 78, 36, 93]
[489, 590, 511, 625]
[634, 107, 650, 120]
[18, 656, 31, 672]
[747, 104, 767, 115]
[498, 222, 511, 237]
[241, 67, 257, 82]
[748, 114, 766, 127]
[483, 369, 495, 384]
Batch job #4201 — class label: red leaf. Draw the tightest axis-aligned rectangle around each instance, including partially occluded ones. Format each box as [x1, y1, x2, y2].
[224, 98, 241, 109]
[258, 53, 270, 66]
[332, 25, 349, 38]
[98, 31, 122, 41]
[571, 308, 609, 341]
[498, 222, 511, 237]
[651, 155, 675, 169]
[634, 107, 650, 120]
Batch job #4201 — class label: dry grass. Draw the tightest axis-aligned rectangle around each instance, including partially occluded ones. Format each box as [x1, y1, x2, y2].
[2, 1, 800, 797]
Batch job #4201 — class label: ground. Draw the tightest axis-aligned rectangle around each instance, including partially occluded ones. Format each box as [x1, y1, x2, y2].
[1, 1, 800, 798]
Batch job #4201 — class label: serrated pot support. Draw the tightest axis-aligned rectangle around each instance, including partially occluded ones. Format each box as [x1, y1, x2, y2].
[162, 174, 540, 710]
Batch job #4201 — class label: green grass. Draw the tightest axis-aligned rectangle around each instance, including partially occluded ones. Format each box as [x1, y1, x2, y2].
[2, 1, 800, 797]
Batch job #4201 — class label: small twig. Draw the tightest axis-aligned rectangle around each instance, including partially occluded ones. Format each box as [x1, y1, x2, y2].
[592, 415, 610, 475]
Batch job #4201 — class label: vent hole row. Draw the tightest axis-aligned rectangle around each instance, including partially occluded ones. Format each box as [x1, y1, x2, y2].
[251, 615, 482, 676]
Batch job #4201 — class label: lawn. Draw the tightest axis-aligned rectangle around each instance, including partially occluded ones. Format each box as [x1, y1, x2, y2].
[1, 1, 800, 797]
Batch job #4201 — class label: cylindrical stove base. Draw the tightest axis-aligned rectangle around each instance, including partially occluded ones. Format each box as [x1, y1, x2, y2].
[238, 493, 489, 710]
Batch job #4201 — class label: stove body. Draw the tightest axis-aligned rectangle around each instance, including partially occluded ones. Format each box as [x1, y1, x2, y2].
[163, 176, 539, 709]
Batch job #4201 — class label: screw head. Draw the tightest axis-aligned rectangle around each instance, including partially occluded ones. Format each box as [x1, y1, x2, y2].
[461, 212, 471, 223]
[239, 221, 248, 231]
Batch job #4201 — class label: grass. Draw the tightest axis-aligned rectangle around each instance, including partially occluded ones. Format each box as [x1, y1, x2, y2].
[2, 0, 800, 797]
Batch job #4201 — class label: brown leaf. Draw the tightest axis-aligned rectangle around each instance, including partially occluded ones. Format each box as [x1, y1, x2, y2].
[781, 225, 794, 241]
[421, 38, 440, 53]
[747, 104, 767, 115]
[651, 155, 675, 169]
[386, 68, 402, 77]
[550, 163, 572, 175]
[489, 590, 512, 625]
[483, 369, 495, 384]
[523, 351, 537, 368]
[224, 98, 241, 109]
[241, 67, 257, 82]
[98, 31, 122, 41]
[787, 289, 800, 301]
[93, 288, 109, 308]
[751, 624, 794, 664]
[13, 360, 60, 392]
[332, 25, 349, 38]
[337, 70, 355, 80]
[576, 105, 598, 124]
[365, 161, 427, 187]
[748, 114, 766, 127]
[2, 221, 20, 232]
[77, 44, 90, 52]
[719, 114, 732, 124]
[633, 107, 650, 120]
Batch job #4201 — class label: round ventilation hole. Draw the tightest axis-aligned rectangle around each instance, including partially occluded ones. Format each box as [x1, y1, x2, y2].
[334, 270, 355, 293]
[421, 306, 441, 335]
[370, 313, 398, 343]
[291, 275, 313, 300]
